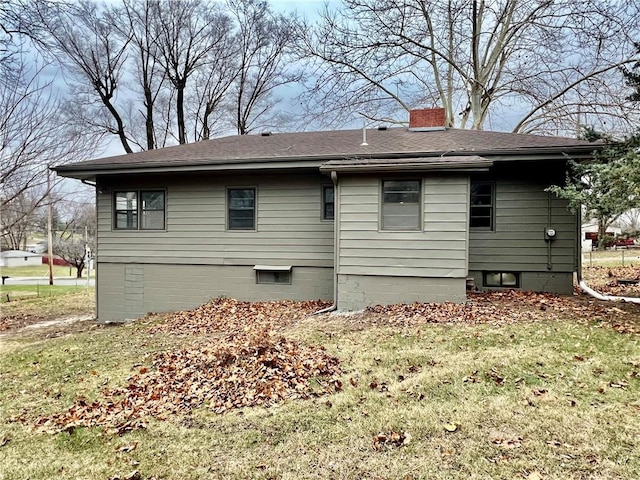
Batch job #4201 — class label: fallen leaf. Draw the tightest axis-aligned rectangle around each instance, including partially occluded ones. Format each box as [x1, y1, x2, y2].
[444, 423, 458, 433]
[115, 443, 138, 453]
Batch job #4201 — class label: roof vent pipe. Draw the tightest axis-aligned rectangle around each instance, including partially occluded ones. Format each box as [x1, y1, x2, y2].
[361, 125, 368, 146]
[260, 131, 272, 136]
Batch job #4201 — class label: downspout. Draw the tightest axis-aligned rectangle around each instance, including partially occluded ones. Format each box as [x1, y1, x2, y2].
[576, 199, 582, 283]
[547, 191, 553, 270]
[576, 201, 640, 303]
[313, 170, 339, 315]
[579, 280, 640, 304]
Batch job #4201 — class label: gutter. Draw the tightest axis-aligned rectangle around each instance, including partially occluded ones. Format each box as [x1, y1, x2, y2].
[579, 280, 640, 304]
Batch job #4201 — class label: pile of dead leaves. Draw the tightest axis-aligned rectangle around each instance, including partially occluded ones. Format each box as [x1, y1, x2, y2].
[31, 299, 341, 434]
[150, 298, 332, 336]
[362, 290, 640, 334]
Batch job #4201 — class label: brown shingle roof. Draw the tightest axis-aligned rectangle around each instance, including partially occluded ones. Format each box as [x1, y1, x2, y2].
[55, 127, 599, 177]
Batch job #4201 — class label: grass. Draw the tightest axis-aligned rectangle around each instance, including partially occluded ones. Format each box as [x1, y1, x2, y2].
[0, 288, 95, 328]
[1, 264, 95, 278]
[582, 248, 640, 268]
[1, 314, 638, 479]
[0, 284, 93, 303]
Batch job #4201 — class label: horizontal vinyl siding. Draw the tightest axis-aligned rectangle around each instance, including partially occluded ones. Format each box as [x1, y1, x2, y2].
[337, 175, 469, 279]
[96, 173, 334, 267]
[469, 178, 577, 273]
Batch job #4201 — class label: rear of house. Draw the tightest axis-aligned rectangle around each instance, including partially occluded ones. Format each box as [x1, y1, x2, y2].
[95, 172, 334, 321]
[55, 109, 598, 322]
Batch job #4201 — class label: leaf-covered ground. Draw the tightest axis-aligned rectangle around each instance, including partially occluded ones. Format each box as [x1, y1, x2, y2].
[351, 289, 640, 335]
[27, 299, 341, 434]
[17, 292, 640, 436]
[2, 293, 639, 480]
[582, 266, 640, 298]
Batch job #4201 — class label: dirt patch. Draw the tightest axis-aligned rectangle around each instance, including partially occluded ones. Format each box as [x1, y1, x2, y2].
[0, 314, 97, 341]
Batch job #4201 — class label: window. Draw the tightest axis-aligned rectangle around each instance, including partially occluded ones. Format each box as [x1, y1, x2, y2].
[323, 186, 334, 220]
[381, 180, 421, 230]
[257, 271, 291, 284]
[114, 190, 166, 230]
[141, 191, 165, 229]
[228, 187, 256, 230]
[254, 265, 292, 284]
[483, 272, 520, 288]
[470, 181, 494, 229]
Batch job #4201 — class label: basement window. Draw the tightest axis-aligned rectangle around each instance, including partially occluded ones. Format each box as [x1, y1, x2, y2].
[483, 272, 520, 288]
[254, 265, 292, 285]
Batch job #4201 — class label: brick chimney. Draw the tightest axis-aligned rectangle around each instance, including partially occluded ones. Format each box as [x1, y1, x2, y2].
[409, 107, 446, 129]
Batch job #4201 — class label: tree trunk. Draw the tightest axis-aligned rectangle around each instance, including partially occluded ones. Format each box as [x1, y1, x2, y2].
[597, 219, 607, 250]
[176, 84, 186, 144]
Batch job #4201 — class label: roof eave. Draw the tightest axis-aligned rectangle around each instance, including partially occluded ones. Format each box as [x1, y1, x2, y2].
[53, 144, 600, 181]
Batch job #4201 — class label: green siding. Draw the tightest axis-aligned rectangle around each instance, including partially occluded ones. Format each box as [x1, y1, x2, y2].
[97, 173, 334, 267]
[469, 166, 578, 278]
[95, 172, 335, 321]
[335, 174, 469, 309]
[337, 174, 469, 279]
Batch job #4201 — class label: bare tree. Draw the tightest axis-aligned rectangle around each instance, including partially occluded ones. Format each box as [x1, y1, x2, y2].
[25, 0, 135, 152]
[1, 191, 43, 250]
[113, 0, 169, 150]
[0, 33, 95, 246]
[296, 0, 640, 133]
[619, 209, 640, 233]
[152, 0, 233, 144]
[52, 201, 96, 278]
[228, 0, 301, 135]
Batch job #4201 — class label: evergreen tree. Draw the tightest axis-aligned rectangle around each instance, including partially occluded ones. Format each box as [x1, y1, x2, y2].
[550, 46, 640, 248]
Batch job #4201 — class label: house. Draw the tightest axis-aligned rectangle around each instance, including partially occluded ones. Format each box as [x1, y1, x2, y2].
[581, 219, 622, 249]
[0, 250, 43, 268]
[54, 108, 599, 322]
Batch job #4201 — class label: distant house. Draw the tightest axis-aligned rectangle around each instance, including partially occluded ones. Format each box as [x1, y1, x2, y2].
[0, 250, 43, 268]
[54, 108, 599, 322]
[581, 220, 622, 247]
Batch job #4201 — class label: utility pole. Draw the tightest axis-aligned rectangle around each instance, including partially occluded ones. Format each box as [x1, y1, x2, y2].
[47, 168, 54, 286]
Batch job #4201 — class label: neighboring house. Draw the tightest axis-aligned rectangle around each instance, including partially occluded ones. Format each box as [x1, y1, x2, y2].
[581, 220, 622, 245]
[0, 250, 43, 268]
[54, 108, 599, 322]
